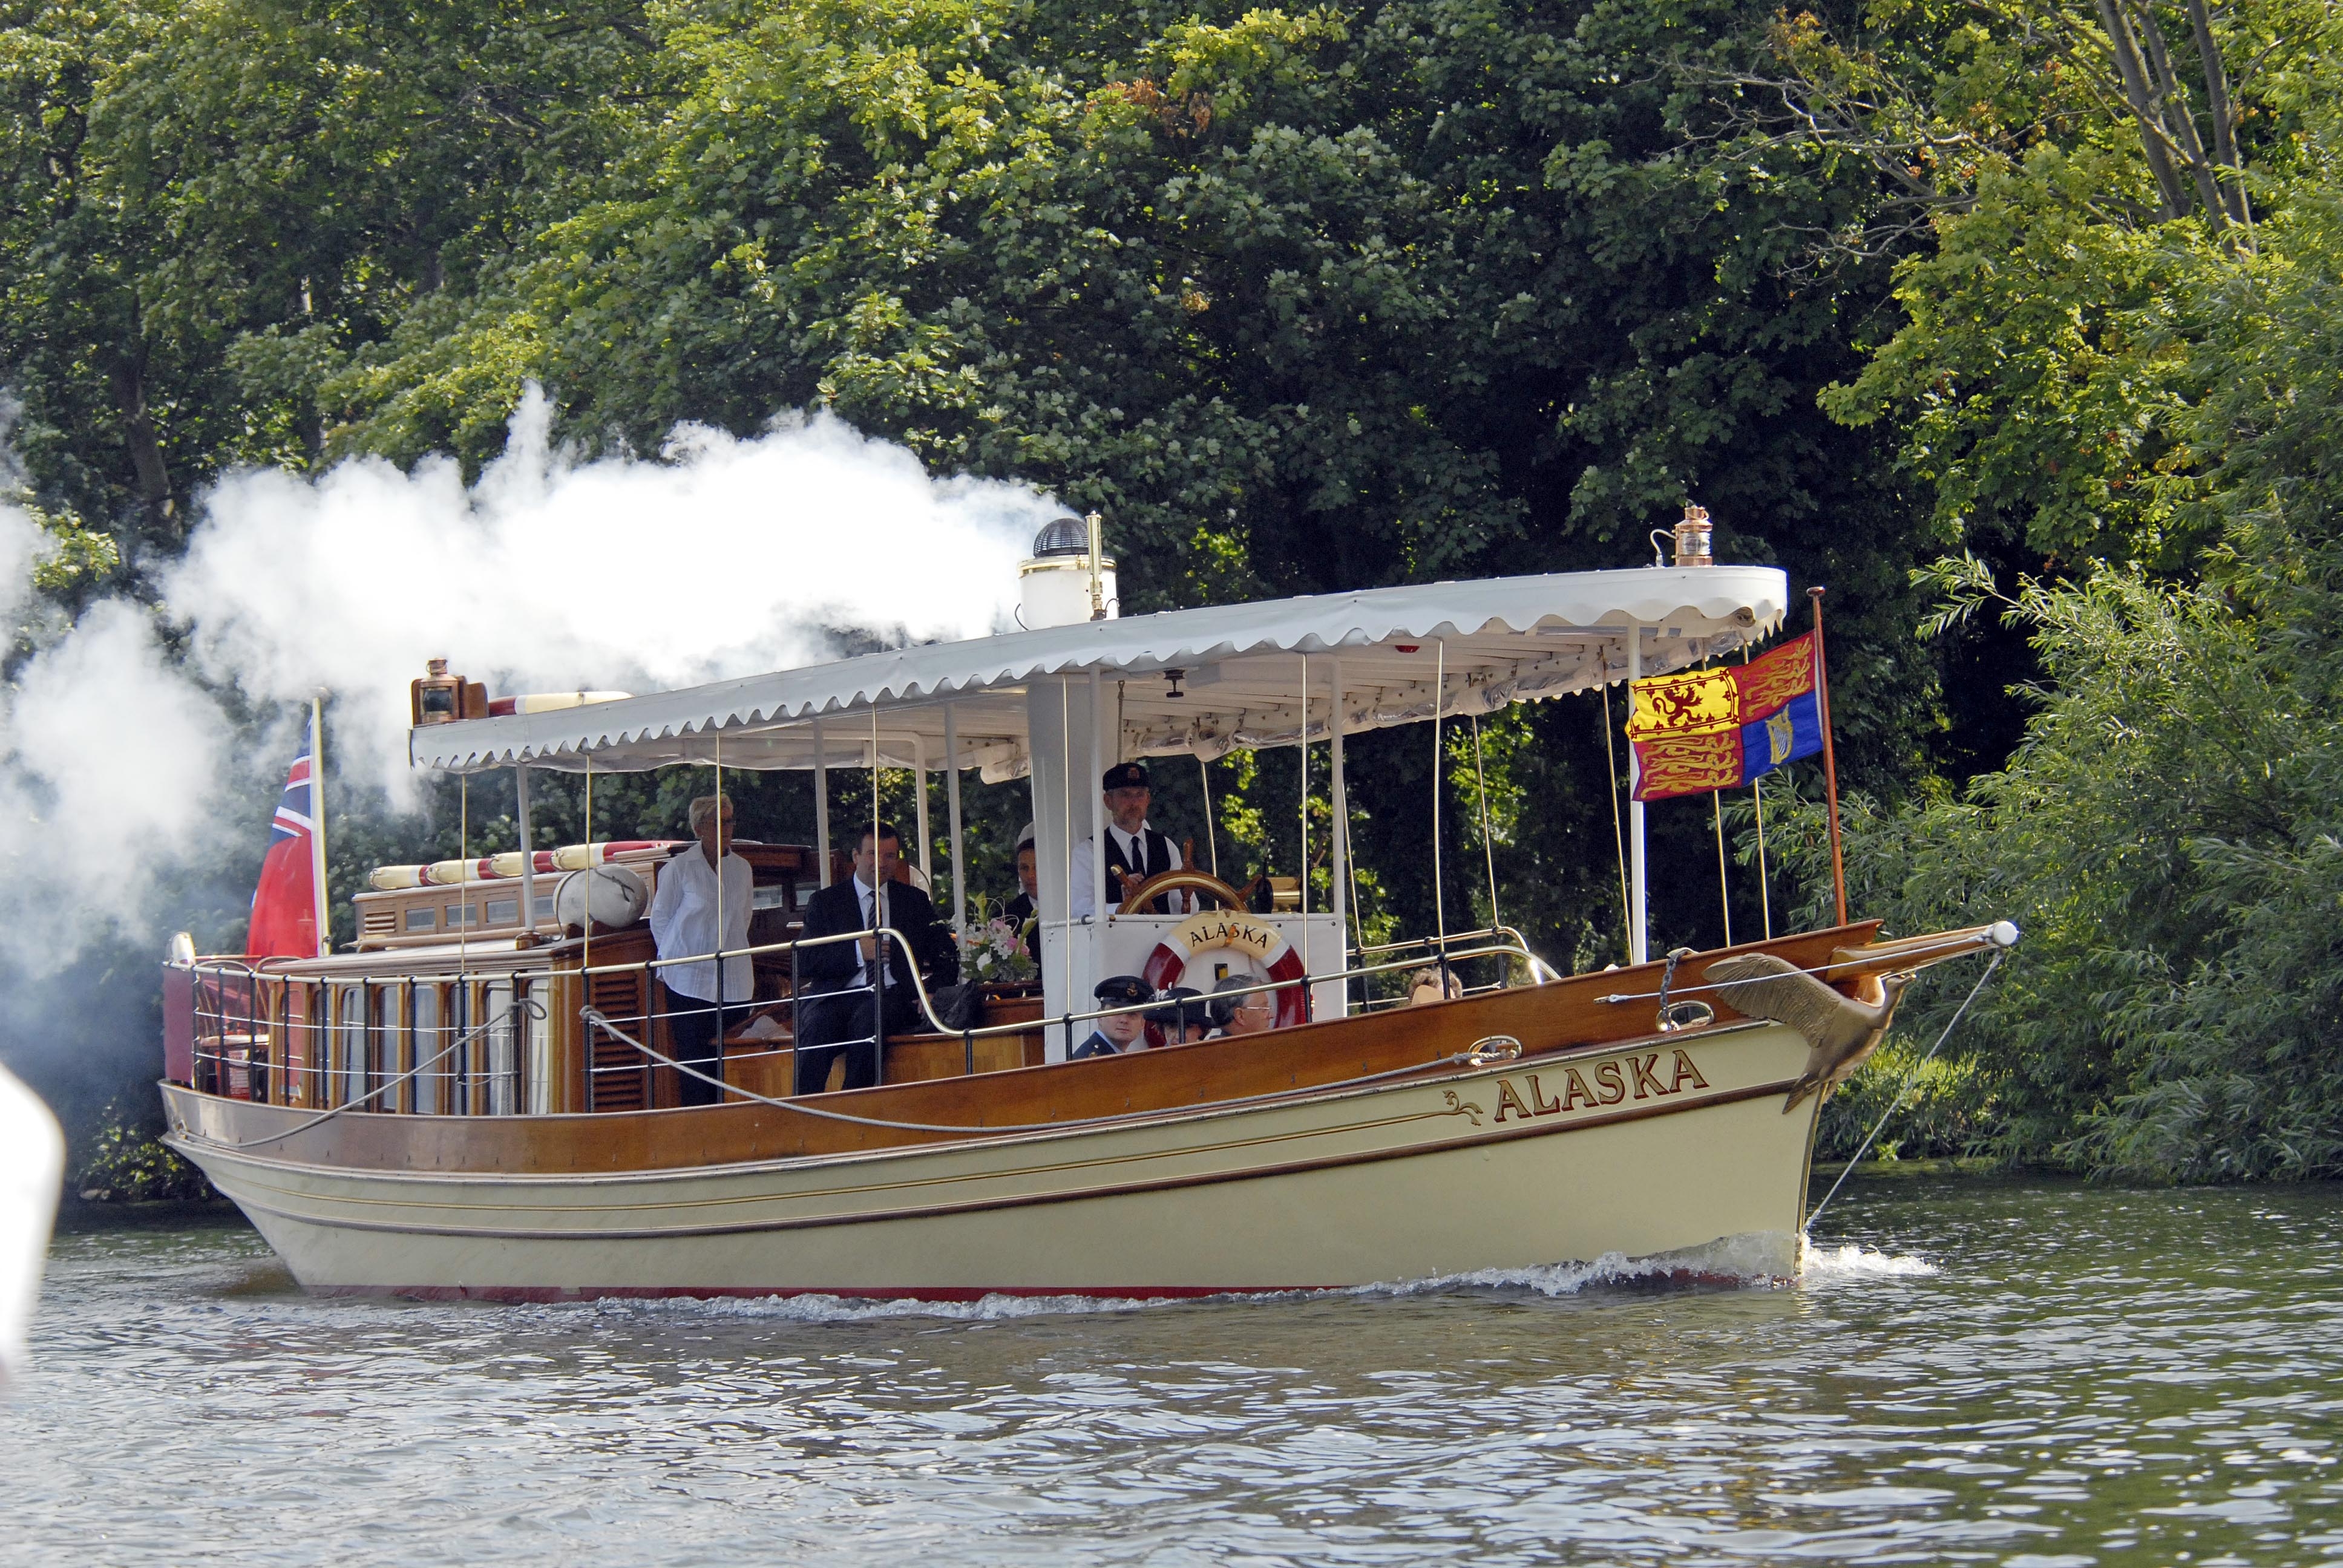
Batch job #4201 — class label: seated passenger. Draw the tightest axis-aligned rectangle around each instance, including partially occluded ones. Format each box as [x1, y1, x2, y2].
[1147, 985, 1209, 1045]
[1207, 975, 1278, 1038]
[792, 820, 959, 1094]
[1408, 967, 1464, 1005]
[1000, 823, 1041, 964]
[1070, 974, 1152, 1059]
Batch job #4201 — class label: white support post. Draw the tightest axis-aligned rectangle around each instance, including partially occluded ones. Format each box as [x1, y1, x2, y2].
[1329, 655, 1348, 979]
[514, 763, 537, 936]
[1628, 627, 1648, 964]
[1089, 668, 1107, 923]
[813, 716, 831, 886]
[944, 703, 965, 938]
[913, 733, 932, 883]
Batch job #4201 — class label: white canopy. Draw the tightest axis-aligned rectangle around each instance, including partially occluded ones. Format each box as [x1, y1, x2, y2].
[413, 565, 1791, 779]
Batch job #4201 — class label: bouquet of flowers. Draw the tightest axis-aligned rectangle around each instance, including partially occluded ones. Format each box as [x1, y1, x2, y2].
[958, 896, 1038, 984]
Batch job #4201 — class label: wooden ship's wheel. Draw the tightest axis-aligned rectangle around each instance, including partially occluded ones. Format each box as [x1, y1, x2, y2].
[1112, 867, 1248, 914]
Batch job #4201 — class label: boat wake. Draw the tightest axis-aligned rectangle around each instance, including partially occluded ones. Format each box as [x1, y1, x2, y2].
[560, 1235, 1835, 1325]
[1798, 1241, 1940, 1283]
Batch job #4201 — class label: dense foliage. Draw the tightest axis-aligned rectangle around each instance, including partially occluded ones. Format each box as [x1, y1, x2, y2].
[3, 0, 2339, 1184]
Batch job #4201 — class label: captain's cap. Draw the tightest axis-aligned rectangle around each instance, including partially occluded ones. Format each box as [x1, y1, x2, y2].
[1102, 761, 1150, 792]
[1093, 974, 1153, 1007]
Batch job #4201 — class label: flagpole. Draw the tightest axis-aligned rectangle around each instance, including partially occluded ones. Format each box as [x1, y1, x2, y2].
[1807, 587, 1849, 927]
[1627, 628, 1647, 964]
[309, 694, 331, 958]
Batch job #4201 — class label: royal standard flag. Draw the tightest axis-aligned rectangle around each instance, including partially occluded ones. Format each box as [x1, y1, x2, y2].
[1626, 633, 1824, 801]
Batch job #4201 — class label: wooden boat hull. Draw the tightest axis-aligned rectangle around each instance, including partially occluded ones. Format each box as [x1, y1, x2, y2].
[163, 1019, 1821, 1299]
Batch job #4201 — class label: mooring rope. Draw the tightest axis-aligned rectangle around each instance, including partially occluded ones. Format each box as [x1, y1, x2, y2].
[1801, 950, 2005, 1236]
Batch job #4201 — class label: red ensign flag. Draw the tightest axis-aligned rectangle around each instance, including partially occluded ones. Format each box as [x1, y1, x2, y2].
[246, 746, 321, 958]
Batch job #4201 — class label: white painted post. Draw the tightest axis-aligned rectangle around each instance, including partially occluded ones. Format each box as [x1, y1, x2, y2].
[514, 764, 537, 936]
[943, 703, 965, 938]
[813, 716, 830, 886]
[913, 732, 932, 883]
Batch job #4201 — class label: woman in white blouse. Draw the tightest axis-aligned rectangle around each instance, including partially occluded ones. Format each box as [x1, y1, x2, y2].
[647, 792, 753, 1106]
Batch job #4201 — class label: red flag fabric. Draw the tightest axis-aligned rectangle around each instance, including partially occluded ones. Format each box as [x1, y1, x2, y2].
[246, 746, 320, 958]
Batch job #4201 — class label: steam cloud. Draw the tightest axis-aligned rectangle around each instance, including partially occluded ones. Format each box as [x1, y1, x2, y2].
[0, 391, 1057, 971]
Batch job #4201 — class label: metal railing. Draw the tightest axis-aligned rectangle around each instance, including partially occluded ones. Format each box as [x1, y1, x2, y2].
[174, 922, 1558, 1117]
[179, 965, 550, 1118]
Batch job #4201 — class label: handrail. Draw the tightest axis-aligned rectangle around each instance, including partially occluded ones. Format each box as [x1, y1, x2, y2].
[199, 998, 544, 1147]
[178, 926, 1553, 1051]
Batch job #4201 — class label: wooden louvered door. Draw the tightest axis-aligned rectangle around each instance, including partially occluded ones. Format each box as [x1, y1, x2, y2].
[586, 965, 649, 1111]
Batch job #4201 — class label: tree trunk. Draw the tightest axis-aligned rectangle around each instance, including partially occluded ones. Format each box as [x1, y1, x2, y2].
[2184, 0, 2250, 228]
[2095, 0, 2193, 221]
[109, 354, 176, 531]
[2126, 0, 2228, 226]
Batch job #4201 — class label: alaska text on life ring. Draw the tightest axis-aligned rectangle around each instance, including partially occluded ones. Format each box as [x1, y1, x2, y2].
[1141, 910, 1310, 1027]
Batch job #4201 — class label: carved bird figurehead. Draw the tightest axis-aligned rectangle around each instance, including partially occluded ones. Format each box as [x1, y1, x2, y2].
[1703, 954, 1915, 1114]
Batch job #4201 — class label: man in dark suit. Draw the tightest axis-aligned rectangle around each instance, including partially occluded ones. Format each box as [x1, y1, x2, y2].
[792, 821, 960, 1094]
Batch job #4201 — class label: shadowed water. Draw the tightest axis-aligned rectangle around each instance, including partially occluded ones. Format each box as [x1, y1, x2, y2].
[5, 1176, 2339, 1566]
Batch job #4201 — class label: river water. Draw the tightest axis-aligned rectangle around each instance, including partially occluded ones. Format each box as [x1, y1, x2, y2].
[5, 1175, 2339, 1566]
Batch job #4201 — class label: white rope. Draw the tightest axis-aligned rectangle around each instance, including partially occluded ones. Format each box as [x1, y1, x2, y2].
[1802, 951, 2004, 1235]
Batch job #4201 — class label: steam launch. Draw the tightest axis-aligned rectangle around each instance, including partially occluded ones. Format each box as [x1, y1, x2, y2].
[157, 518, 2013, 1299]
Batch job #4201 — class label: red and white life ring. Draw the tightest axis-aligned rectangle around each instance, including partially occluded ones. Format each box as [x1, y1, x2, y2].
[1141, 910, 1310, 1028]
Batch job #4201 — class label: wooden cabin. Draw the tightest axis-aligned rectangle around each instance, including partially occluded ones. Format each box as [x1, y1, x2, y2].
[172, 838, 1046, 1122]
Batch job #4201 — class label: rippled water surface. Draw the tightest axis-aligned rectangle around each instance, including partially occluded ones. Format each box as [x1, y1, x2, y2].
[7, 1176, 2341, 1566]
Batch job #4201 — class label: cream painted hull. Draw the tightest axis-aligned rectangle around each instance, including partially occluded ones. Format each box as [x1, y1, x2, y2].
[166, 1022, 1822, 1299]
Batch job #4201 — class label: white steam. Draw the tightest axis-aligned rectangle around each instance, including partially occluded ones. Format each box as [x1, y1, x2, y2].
[0, 394, 1057, 970]
[166, 390, 1047, 793]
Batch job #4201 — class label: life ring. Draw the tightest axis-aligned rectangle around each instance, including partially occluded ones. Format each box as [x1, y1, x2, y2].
[1141, 910, 1311, 1027]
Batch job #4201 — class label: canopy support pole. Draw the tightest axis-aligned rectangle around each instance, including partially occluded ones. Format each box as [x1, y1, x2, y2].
[1628, 628, 1648, 964]
[1089, 668, 1107, 922]
[1329, 656, 1349, 1013]
[1432, 640, 1447, 972]
[1199, 755, 1218, 877]
[1299, 655, 1310, 984]
[514, 762, 536, 939]
[913, 733, 932, 883]
[1712, 788, 1733, 947]
[813, 717, 830, 886]
[944, 704, 965, 938]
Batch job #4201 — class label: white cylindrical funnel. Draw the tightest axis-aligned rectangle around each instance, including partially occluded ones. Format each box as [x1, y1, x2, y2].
[1018, 555, 1117, 629]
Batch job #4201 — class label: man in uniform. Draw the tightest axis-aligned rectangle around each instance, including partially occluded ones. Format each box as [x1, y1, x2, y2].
[1069, 975, 1154, 1059]
[1070, 762, 1194, 915]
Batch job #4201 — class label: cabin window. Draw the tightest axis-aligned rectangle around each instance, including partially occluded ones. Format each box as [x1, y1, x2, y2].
[523, 982, 553, 1115]
[445, 902, 482, 928]
[752, 885, 791, 911]
[448, 983, 474, 1112]
[372, 985, 404, 1112]
[484, 898, 519, 927]
[335, 985, 366, 1108]
[532, 894, 555, 922]
[484, 978, 517, 1116]
[412, 985, 442, 1114]
[404, 907, 437, 932]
